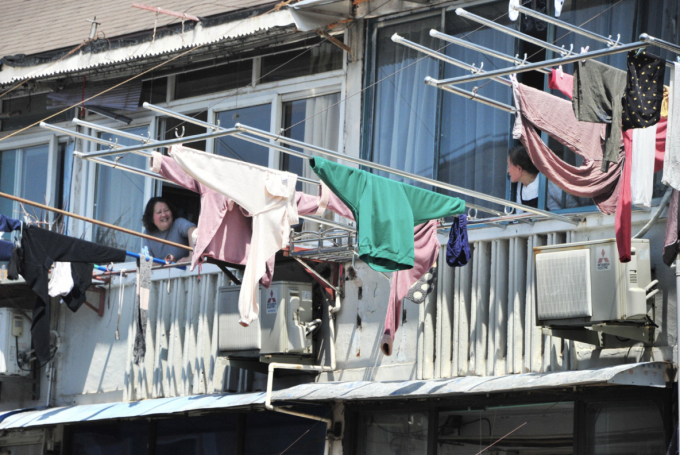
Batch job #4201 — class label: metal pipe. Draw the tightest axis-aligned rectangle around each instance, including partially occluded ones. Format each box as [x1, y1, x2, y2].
[265, 300, 338, 427]
[298, 214, 355, 232]
[40, 122, 119, 149]
[292, 257, 340, 294]
[433, 40, 648, 86]
[392, 33, 515, 86]
[75, 152, 167, 181]
[234, 123, 579, 225]
[40, 122, 154, 157]
[426, 78, 517, 113]
[510, 4, 618, 47]
[634, 187, 673, 239]
[143, 102, 220, 130]
[73, 118, 155, 143]
[84, 128, 240, 158]
[640, 33, 680, 56]
[429, 30, 551, 74]
[455, 8, 570, 56]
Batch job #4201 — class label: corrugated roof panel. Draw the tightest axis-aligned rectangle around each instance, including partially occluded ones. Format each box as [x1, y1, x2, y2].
[0, 10, 296, 85]
[275, 362, 670, 402]
[0, 392, 266, 429]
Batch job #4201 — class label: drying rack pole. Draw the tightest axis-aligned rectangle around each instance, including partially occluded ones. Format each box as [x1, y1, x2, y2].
[432, 40, 648, 87]
[428, 30, 551, 75]
[231, 122, 578, 225]
[142, 102, 506, 218]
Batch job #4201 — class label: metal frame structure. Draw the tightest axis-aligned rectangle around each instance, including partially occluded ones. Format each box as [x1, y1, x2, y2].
[41, 104, 578, 225]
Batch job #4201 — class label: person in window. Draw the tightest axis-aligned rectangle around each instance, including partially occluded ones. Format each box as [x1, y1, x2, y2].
[142, 197, 196, 262]
[507, 145, 579, 212]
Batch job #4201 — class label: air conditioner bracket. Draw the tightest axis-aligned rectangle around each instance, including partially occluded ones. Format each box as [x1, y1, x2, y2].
[543, 323, 656, 348]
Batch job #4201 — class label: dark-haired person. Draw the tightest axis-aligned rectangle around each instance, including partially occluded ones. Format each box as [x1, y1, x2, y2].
[507, 145, 579, 212]
[141, 197, 196, 262]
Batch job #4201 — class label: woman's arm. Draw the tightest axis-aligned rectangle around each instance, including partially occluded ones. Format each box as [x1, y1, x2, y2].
[176, 224, 197, 263]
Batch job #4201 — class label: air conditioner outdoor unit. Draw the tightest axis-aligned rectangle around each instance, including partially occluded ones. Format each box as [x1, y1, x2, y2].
[0, 308, 31, 376]
[534, 238, 652, 327]
[217, 281, 314, 356]
[218, 286, 261, 354]
[260, 281, 314, 355]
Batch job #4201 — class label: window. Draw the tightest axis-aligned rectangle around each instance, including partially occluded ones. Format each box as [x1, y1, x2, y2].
[175, 62, 252, 100]
[439, 3, 516, 211]
[0, 144, 56, 221]
[156, 414, 238, 454]
[69, 421, 149, 455]
[260, 37, 344, 84]
[357, 411, 429, 455]
[215, 103, 271, 167]
[438, 402, 574, 454]
[93, 126, 149, 251]
[140, 78, 168, 106]
[155, 113, 205, 224]
[1, 93, 71, 132]
[583, 401, 665, 454]
[244, 411, 327, 454]
[281, 92, 341, 189]
[365, 15, 441, 186]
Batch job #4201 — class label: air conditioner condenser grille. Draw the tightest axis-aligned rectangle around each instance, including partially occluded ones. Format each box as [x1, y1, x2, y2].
[536, 249, 593, 320]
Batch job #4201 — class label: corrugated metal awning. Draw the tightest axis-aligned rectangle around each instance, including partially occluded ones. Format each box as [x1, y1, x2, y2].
[0, 10, 295, 85]
[0, 392, 266, 430]
[275, 362, 670, 402]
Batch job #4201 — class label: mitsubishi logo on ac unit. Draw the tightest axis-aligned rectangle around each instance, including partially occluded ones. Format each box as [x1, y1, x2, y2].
[266, 290, 279, 314]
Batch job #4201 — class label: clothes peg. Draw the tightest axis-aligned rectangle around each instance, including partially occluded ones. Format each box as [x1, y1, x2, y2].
[175, 125, 185, 138]
[635, 47, 644, 57]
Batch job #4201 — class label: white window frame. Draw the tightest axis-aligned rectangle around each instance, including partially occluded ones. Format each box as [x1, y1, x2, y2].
[0, 133, 60, 226]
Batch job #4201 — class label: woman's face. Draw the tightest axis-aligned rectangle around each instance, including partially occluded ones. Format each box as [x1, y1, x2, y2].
[153, 202, 173, 232]
[507, 156, 523, 183]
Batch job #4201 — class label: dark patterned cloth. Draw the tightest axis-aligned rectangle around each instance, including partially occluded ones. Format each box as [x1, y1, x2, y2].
[446, 214, 471, 267]
[133, 257, 153, 365]
[622, 50, 665, 130]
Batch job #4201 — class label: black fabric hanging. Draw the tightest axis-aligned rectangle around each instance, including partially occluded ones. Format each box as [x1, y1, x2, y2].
[7, 225, 126, 365]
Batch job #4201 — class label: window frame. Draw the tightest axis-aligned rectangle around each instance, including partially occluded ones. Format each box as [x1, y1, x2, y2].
[0, 133, 60, 225]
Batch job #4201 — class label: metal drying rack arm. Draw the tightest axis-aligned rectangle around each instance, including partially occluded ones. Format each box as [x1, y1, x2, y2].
[142, 103, 509, 218]
[455, 8, 573, 57]
[428, 30, 551, 74]
[230, 123, 578, 225]
[431, 40, 649, 86]
[510, 5, 676, 68]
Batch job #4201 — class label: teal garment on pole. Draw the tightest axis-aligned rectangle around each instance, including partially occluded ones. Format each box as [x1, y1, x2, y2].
[309, 157, 465, 272]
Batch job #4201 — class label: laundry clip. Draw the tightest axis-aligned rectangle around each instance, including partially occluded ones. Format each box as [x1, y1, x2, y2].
[504, 205, 515, 216]
[635, 47, 645, 58]
[581, 46, 589, 63]
[175, 125, 185, 138]
[467, 207, 478, 220]
[141, 246, 151, 262]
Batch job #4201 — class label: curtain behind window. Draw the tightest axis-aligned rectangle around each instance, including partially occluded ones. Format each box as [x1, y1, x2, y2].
[438, 3, 515, 212]
[370, 16, 440, 185]
[94, 127, 148, 251]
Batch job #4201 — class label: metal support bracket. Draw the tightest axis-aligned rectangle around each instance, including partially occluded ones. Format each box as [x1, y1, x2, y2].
[544, 323, 656, 348]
